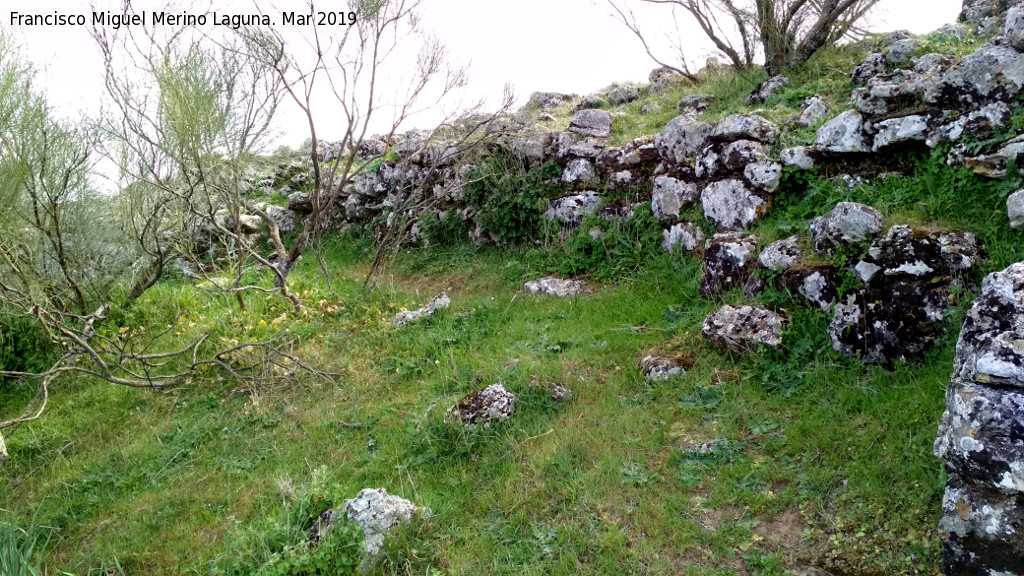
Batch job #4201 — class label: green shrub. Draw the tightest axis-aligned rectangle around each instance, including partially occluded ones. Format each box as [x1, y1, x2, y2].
[554, 203, 664, 280]
[460, 157, 563, 246]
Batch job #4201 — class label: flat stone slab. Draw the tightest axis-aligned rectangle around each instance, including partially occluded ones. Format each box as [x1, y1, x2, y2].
[524, 276, 586, 297]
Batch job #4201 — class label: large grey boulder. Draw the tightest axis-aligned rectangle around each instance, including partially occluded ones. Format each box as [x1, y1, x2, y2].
[569, 109, 613, 138]
[700, 233, 758, 296]
[701, 179, 770, 231]
[872, 114, 934, 151]
[710, 114, 779, 144]
[924, 44, 1024, 110]
[1008, 188, 1024, 228]
[545, 192, 601, 226]
[809, 202, 883, 253]
[651, 177, 699, 222]
[934, 261, 1024, 576]
[852, 70, 927, 117]
[524, 276, 586, 297]
[815, 110, 871, 153]
[345, 488, 418, 561]
[449, 383, 516, 427]
[796, 95, 830, 127]
[655, 116, 713, 164]
[702, 305, 783, 353]
[392, 293, 451, 327]
[662, 222, 705, 254]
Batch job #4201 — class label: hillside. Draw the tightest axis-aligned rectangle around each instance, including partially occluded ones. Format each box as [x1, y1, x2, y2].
[3, 4, 1024, 576]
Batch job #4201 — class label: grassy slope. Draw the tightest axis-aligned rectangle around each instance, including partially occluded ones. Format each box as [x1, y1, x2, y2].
[3, 31, 1024, 576]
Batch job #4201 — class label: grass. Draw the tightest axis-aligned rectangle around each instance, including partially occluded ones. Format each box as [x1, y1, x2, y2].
[4, 30, 1024, 576]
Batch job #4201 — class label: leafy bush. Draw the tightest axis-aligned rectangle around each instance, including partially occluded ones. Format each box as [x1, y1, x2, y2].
[553, 203, 664, 280]
[460, 156, 563, 246]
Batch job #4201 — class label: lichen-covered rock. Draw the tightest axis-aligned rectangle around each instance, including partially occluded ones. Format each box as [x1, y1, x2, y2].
[1005, 3, 1024, 51]
[815, 110, 871, 153]
[655, 116, 713, 164]
[392, 293, 451, 327]
[885, 38, 920, 66]
[933, 261, 1024, 576]
[746, 75, 788, 105]
[449, 383, 516, 427]
[759, 236, 802, 271]
[356, 138, 388, 160]
[961, 134, 1024, 178]
[796, 95, 830, 127]
[959, 0, 1010, 25]
[783, 267, 840, 312]
[263, 205, 296, 233]
[852, 52, 885, 86]
[698, 140, 767, 178]
[662, 222, 705, 254]
[527, 91, 575, 110]
[548, 383, 573, 403]
[809, 202, 883, 253]
[780, 146, 820, 170]
[651, 177, 699, 222]
[702, 305, 783, 353]
[927, 102, 1011, 147]
[561, 158, 599, 185]
[701, 179, 770, 231]
[912, 53, 955, 75]
[607, 84, 641, 105]
[710, 114, 779, 144]
[923, 44, 1024, 110]
[569, 109, 613, 138]
[855, 225, 985, 282]
[345, 488, 418, 560]
[1008, 188, 1024, 229]
[852, 69, 929, 117]
[524, 276, 586, 297]
[872, 114, 934, 151]
[640, 355, 687, 380]
[700, 233, 757, 296]
[545, 192, 601, 226]
[743, 160, 782, 192]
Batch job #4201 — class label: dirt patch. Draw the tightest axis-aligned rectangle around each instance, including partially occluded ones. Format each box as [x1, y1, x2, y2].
[755, 508, 807, 551]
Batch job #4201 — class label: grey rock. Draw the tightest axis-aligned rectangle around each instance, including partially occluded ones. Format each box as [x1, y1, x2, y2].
[912, 53, 955, 75]
[851, 70, 927, 117]
[640, 102, 662, 114]
[288, 191, 313, 213]
[264, 205, 295, 233]
[527, 91, 575, 110]
[609, 170, 633, 189]
[561, 158, 600, 186]
[662, 222, 705, 254]
[569, 109, 613, 138]
[924, 44, 1024, 110]
[796, 95, 830, 127]
[545, 192, 601, 226]
[852, 52, 886, 86]
[701, 179, 771, 231]
[810, 202, 883, 253]
[959, 0, 1010, 24]
[1005, 3, 1024, 51]
[927, 102, 1011, 147]
[345, 488, 418, 560]
[780, 146, 819, 170]
[449, 383, 516, 427]
[696, 140, 767, 179]
[676, 94, 715, 115]
[511, 129, 552, 163]
[931, 23, 967, 40]
[548, 383, 573, 403]
[607, 85, 642, 105]
[309, 509, 338, 547]
[392, 293, 451, 327]
[934, 260, 1024, 575]
[785, 267, 840, 312]
[858, 225, 985, 279]
[655, 116, 713, 164]
[567, 138, 606, 159]
[640, 355, 687, 380]
[702, 305, 783, 353]
[700, 232, 758, 296]
[524, 276, 586, 298]
[815, 110, 871, 153]
[962, 134, 1024, 178]
[885, 38, 920, 66]
[574, 94, 605, 112]
[710, 114, 779, 144]
[872, 114, 933, 151]
[743, 160, 783, 192]
[652, 177, 699, 222]
[759, 236, 802, 271]
[356, 139, 388, 161]
[1008, 189, 1024, 229]
[649, 66, 679, 84]
[746, 75, 788, 105]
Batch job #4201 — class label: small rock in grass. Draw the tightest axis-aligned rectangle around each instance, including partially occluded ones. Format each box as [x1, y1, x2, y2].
[702, 305, 783, 353]
[449, 383, 516, 428]
[392, 293, 451, 327]
[640, 355, 686, 380]
[524, 276, 586, 298]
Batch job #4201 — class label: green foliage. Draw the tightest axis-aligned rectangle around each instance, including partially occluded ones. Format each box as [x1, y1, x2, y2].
[418, 209, 470, 247]
[675, 438, 747, 486]
[256, 520, 362, 576]
[0, 521, 46, 576]
[460, 157, 563, 246]
[553, 204, 664, 280]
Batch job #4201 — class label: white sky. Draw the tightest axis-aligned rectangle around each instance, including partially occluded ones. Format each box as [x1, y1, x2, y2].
[6, 0, 962, 147]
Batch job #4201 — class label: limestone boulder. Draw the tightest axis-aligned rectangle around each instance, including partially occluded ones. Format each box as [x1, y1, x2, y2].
[702, 305, 783, 353]
[809, 202, 883, 253]
[545, 192, 601, 226]
[655, 116, 713, 164]
[796, 95, 830, 127]
[345, 488, 418, 560]
[700, 233, 758, 296]
[815, 110, 871, 154]
[392, 293, 451, 327]
[701, 179, 770, 231]
[449, 383, 517, 428]
[524, 276, 587, 297]
[710, 114, 779, 144]
[746, 75, 788, 105]
[651, 177, 699, 222]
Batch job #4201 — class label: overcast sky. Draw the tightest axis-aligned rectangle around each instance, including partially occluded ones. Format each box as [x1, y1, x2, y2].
[7, 0, 962, 147]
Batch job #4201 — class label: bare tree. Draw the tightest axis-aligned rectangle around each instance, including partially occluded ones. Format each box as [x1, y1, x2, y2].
[606, 0, 881, 76]
[242, 0, 514, 290]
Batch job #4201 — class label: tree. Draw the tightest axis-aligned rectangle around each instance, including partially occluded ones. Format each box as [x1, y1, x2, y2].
[606, 0, 881, 76]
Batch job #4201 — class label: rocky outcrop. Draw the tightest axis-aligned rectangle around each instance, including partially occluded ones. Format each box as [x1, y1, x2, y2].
[700, 233, 757, 296]
[934, 261, 1024, 576]
[449, 383, 517, 427]
[702, 305, 783, 353]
